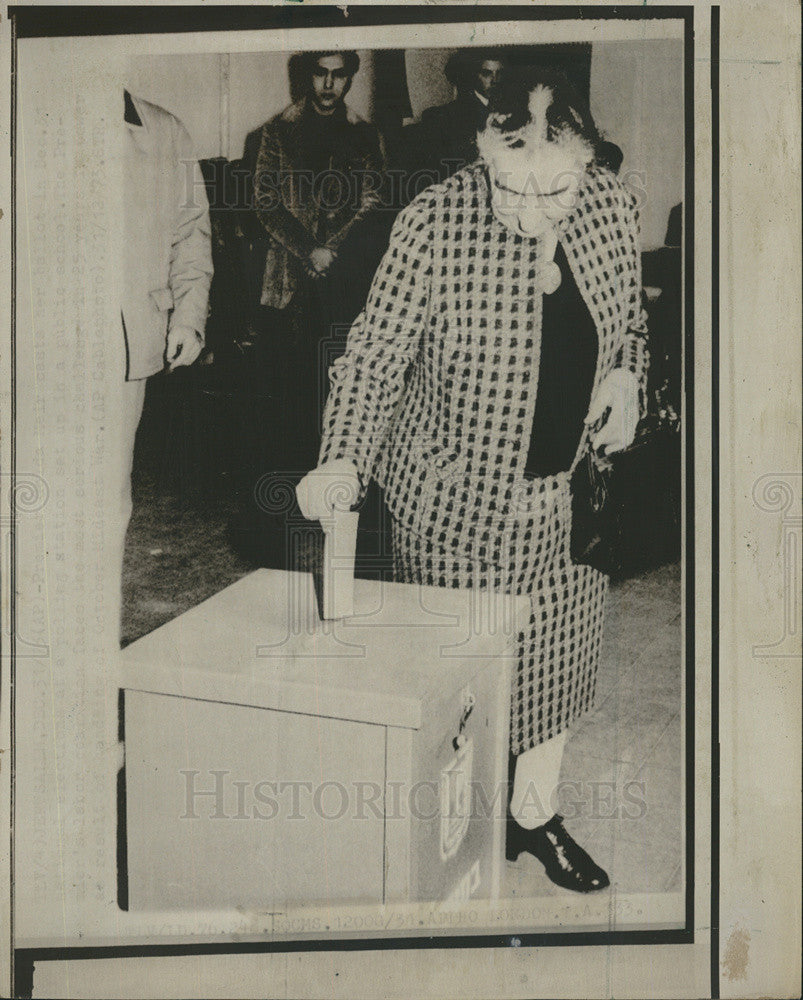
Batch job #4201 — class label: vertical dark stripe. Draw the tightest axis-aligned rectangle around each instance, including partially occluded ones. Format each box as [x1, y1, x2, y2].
[12, 955, 34, 1000]
[117, 692, 129, 911]
[8, 12, 18, 1000]
[684, 5, 697, 945]
[710, 6, 721, 998]
[381, 728, 387, 904]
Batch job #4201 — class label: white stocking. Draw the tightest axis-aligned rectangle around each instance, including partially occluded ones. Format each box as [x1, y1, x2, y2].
[510, 730, 568, 830]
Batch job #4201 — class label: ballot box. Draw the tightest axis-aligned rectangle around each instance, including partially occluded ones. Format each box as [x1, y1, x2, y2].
[119, 570, 526, 912]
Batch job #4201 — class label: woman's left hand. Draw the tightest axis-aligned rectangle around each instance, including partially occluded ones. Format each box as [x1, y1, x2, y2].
[584, 368, 640, 455]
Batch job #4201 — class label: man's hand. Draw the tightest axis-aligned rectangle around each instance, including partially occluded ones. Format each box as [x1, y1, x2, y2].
[585, 368, 640, 455]
[166, 325, 203, 371]
[296, 459, 360, 521]
[307, 246, 337, 278]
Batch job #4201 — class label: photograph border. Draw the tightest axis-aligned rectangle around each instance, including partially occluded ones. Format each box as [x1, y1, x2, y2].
[6, 3, 710, 994]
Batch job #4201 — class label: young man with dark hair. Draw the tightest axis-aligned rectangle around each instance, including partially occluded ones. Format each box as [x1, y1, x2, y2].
[245, 51, 386, 566]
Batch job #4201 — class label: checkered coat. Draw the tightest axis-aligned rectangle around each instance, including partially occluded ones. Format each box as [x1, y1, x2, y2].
[319, 163, 649, 751]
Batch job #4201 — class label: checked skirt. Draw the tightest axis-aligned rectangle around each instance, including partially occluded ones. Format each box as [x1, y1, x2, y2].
[390, 472, 608, 756]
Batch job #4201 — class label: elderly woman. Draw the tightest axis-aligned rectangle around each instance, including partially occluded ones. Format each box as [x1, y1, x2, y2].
[298, 68, 648, 892]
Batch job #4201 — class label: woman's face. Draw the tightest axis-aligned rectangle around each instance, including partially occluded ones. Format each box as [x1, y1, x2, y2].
[478, 84, 595, 236]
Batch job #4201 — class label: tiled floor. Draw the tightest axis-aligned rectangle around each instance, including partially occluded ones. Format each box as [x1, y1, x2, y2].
[504, 562, 684, 900]
[123, 474, 684, 903]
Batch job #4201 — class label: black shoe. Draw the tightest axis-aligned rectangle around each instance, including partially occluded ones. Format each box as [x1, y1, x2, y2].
[506, 813, 610, 893]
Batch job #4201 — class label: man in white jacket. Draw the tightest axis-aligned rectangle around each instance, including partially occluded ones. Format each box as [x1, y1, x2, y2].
[119, 90, 213, 629]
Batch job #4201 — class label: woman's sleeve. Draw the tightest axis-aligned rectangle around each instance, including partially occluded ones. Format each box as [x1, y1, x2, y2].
[615, 189, 651, 418]
[318, 197, 434, 485]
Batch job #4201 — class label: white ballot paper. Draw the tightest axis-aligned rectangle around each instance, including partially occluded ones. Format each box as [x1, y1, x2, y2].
[321, 509, 360, 620]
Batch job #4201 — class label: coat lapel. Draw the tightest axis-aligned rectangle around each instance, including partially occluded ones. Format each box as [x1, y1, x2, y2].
[125, 92, 153, 155]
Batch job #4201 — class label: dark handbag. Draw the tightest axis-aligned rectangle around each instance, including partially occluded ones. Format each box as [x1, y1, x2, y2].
[569, 447, 619, 575]
[570, 386, 681, 578]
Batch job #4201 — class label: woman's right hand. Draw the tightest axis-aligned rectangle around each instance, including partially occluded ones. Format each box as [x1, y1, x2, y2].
[296, 459, 361, 521]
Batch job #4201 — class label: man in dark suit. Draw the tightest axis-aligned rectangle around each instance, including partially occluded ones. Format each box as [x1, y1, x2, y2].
[418, 48, 506, 182]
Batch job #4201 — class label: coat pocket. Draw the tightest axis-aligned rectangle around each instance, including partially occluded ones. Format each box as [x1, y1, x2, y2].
[410, 434, 566, 546]
[406, 437, 466, 528]
[414, 438, 468, 486]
